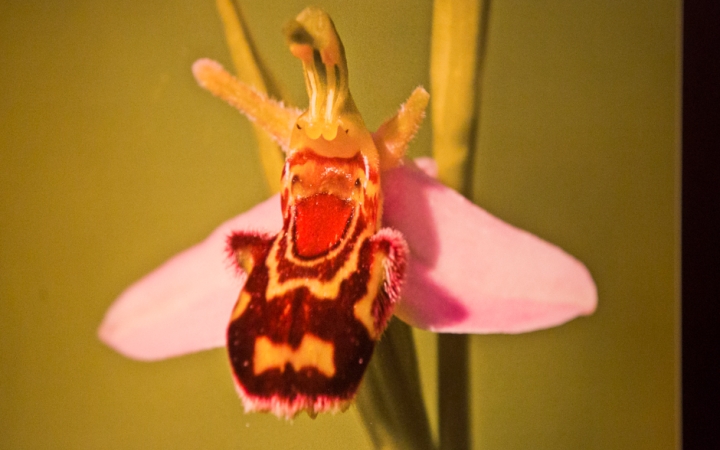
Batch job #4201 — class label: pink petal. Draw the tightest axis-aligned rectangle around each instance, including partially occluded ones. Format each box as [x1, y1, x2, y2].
[411, 156, 438, 179]
[98, 195, 282, 360]
[383, 164, 597, 334]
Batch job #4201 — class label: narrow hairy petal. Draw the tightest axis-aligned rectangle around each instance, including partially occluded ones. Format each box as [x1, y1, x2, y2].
[215, 0, 285, 193]
[98, 195, 282, 361]
[192, 59, 300, 151]
[383, 165, 597, 333]
[430, 0, 481, 192]
[373, 87, 430, 171]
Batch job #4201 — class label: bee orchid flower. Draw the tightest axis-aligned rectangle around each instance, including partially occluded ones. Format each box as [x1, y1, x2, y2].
[98, 6, 596, 421]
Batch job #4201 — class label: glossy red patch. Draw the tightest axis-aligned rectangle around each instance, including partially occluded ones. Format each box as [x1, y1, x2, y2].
[294, 194, 353, 258]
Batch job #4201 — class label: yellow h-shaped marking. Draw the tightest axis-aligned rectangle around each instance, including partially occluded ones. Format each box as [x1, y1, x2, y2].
[253, 334, 336, 377]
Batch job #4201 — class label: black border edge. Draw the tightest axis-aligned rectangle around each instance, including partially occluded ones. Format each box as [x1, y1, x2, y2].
[682, 0, 720, 448]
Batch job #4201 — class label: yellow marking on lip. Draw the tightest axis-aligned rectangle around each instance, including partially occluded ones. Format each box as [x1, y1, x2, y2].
[352, 251, 386, 339]
[234, 247, 256, 274]
[231, 291, 253, 321]
[253, 334, 335, 377]
[265, 226, 373, 301]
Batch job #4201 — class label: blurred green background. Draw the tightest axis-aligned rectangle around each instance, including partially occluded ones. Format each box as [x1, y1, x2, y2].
[0, 0, 678, 449]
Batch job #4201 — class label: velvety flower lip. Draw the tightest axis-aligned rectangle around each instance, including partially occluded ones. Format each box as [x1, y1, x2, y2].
[98, 159, 597, 361]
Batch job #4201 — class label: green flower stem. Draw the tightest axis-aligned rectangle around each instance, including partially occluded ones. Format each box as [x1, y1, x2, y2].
[430, 0, 481, 194]
[438, 335, 470, 450]
[356, 320, 435, 450]
[216, 0, 285, 193]
[431, 0, 485, 449]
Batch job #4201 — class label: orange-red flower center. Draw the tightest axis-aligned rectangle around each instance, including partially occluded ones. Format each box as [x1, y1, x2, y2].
[294, 194, 353, 258]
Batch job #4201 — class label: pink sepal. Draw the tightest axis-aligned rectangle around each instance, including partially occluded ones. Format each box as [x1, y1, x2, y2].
[411, 156, 438, 179]
[98, 195, 282, 360]
[383, 163, 597, 334]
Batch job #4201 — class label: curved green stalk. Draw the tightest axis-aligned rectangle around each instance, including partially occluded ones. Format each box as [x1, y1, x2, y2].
[216, 0, 285, 193]
[431, 1, 486, 449]
[431, 0, 481, 194]
[355, 320, 435, 450]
